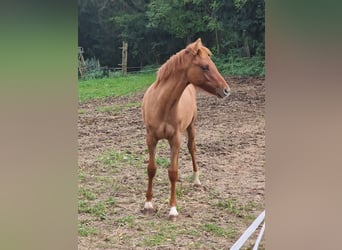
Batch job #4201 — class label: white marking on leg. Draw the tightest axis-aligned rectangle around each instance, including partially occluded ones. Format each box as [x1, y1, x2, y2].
[144, 201, 153, 209]
[194, 171, 201, 185]
[169, 206, 178, 216]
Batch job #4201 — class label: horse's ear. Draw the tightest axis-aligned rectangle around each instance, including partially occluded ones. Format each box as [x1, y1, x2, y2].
[194, 38, 202, 46]
[186, 38, 202, 56]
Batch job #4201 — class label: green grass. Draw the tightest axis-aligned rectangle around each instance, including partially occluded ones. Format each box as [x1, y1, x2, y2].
[78, 200, 107, 220]
[99, 150, 144, 170]
[115, 215, 135, 228]
[95, 104, 121, 113]
[95, 102, 141, 114]
[156, 157, 170, 168]
[215, 198, 258, 219]
[78, 221, 98, 237]
[78, 72, 155, 102]
[78, 109, 86, 114]
[201, 223, 236, 238]
[78, 57, 264, 103]
[143, 223, 178, 246]
[124, 102, 140, 108]
[79, 188, 96, 200]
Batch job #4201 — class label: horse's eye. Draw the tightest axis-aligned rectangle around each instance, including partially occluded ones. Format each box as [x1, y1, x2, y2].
[201, 65, 209, 71]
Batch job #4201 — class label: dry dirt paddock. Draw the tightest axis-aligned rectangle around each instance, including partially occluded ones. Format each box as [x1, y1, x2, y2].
[78, 77, 265, 249]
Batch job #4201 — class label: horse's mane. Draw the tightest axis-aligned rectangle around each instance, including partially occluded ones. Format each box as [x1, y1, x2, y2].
[156, 45, 212, 83]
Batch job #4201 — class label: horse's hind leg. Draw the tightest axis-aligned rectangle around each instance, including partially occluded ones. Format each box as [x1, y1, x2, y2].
[143, 133, 157, 214]
[187, 124, 201, 186]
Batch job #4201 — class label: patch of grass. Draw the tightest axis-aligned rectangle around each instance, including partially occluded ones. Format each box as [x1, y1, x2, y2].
[115, 215, 135, 228]
[105, 197, 116, 206]
[124, 102, 141, 108]
[78, 200, 106, 220]
[90, 203, 106, 220]
[96, 102, 141, 114]
[156, 157, 170, 168]
[201, 223, 236, 238]
[79, 188, 96, 200]
[176, 183, 190, 198]
[95, 104, 120, 113]
[191, 242, 202, 248]
[143, 223, 178, 246]
[216, 198, 257, 219]
[157, 140, 169, 150]
[78, 221, 98, 237]
[99, 150, 144, 170]
[186, 174, 195, 183]
[95, 175, 114, 184]
[78, 109, 86, 114]
[78, 72, 155, 103]
[78, 200, 88, 212]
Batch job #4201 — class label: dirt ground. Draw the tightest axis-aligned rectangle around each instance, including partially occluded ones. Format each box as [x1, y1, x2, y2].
[78, 77, 265, 249]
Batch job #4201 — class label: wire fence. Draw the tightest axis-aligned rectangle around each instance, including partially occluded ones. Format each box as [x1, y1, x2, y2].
[78, 63, 159, 80]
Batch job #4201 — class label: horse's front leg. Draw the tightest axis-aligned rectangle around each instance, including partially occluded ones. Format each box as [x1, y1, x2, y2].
[143, 133, 157, 214]
[168, 133, 181, 221]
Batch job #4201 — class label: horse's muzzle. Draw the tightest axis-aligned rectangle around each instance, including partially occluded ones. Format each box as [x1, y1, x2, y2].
[216, 88, 231, 98]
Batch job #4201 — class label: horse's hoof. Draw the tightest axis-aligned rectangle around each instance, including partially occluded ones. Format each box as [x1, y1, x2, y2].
[168, 215, 178, 222]
[142, 207, 157, 215]
[194, 183, 202, 188]
[194, 183, 207, 191]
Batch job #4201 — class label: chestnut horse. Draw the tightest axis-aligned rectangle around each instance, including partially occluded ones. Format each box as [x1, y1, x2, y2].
[142, 38, 230, 221]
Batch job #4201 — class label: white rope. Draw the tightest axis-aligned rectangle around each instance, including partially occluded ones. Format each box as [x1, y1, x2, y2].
[253, 222, 265, 250]
[230, 210, 265, 250]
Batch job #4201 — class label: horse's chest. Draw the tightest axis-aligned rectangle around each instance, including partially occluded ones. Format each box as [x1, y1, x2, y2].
[153, 122, 176, 139]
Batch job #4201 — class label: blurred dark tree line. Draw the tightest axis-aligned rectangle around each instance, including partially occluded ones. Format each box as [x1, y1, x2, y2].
[78, 0, 264, 69]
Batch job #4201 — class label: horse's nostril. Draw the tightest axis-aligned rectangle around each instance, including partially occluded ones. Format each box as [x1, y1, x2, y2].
[223, 89, 231, 97]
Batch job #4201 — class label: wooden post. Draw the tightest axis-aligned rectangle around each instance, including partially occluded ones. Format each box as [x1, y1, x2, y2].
[78, 47, 87, 78]
[121, 41, 128, 76]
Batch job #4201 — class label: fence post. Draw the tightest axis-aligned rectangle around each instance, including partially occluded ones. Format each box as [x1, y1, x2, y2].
[121, 41, 128, 76]
[78, 46, 87, 78]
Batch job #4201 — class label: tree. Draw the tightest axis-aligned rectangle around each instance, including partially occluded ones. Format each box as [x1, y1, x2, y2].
[78, 0, 265, 69]
[146, 0, 208, 43]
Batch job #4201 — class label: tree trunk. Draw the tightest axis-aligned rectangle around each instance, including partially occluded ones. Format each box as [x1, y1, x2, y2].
[121, 41, 128, 76]
[245, 37, 250, 58]
[215, 30, 220, 55]
[186, 35, 192, 45]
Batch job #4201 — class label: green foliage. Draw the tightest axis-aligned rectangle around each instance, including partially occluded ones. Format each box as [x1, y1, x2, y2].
[146, 0, 207, 40]
[83, 57, 103, 80]
[78, 0, 265, 69]
[214, 55, 265, 77]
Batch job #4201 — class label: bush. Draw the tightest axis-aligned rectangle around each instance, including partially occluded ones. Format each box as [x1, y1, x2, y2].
[214, 55, 265, 77]
[82, 57, 104, 80]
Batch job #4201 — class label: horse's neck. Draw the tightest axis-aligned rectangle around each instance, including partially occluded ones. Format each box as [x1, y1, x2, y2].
[155, 75, 188, 113]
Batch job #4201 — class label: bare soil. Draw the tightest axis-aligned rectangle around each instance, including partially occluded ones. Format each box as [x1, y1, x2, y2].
[78, 77, 265, 249]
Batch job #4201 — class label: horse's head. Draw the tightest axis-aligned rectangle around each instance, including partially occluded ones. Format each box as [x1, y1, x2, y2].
[185, 38, 230, 98]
